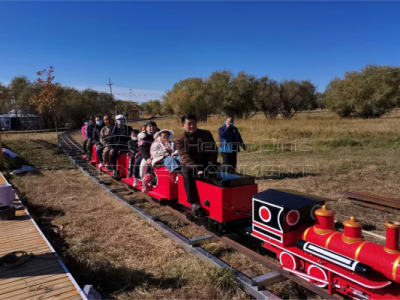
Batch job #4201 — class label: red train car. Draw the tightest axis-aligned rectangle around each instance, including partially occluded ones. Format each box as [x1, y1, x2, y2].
[178, 172, 258, 234]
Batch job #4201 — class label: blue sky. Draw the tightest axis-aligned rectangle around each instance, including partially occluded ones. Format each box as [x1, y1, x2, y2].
[1, 1, 400, 101]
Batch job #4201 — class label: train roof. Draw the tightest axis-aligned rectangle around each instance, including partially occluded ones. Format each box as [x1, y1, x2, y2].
[253, 189, 327, 209]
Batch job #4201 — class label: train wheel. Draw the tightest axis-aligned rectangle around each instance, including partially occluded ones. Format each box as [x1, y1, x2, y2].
[307, 265, 327, 288]
[279, 251, 298, 270]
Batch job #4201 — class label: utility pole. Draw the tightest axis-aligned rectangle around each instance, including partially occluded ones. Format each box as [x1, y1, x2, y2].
[130, 89, 132, 101]
[108, 78, 113, 95]
[107, 78, 117, 117]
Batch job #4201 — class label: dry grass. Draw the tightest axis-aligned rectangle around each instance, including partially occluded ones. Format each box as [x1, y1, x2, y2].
[4, 109, 400, 299]
[128, 111, 400, 230]
[3, 133, 248, 300]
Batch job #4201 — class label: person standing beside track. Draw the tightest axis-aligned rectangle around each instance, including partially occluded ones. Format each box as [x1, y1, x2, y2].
[218, 115, 245, 173]
[176, 114, 218, 217]
[108, 114, 133, 178]
[85, 116, 96, 160]
[99, 114, 115, 171]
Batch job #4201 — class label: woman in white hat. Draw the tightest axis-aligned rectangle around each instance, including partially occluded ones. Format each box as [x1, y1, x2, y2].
[150, 129, 180, 173]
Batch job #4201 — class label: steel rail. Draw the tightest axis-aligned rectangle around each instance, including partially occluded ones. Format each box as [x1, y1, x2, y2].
[59, 131, 342, 300]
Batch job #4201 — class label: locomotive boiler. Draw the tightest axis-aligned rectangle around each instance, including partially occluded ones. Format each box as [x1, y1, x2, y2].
[251, 189, 400, 300]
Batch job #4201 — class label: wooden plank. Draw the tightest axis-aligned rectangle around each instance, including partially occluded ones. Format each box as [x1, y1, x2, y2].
[0, 277, 72, 298]
[0, 236, 47, 246]
[0, 265, 63, 285]
[0, 259, 62, 277]
[0, 245, 50, 256]
[0, 273, 69, 291]
[59, 295, 83, 300]
[0, 281, 77, 300]
[39, 288, 78, 300]
[0, 173, 82, 300]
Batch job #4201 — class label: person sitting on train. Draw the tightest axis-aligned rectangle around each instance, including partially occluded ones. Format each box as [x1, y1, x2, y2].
[99, 114, 115, 171]
[81, 118, 90, 156]
[137, 121, 158, 192]
[108, 114, 133, 178]
[127, 129, 140, 179]
[176, 114, 218, 216]
[85, 116, 96, 160]
[150, 129, 181, 179]
[92, 116, 105, 166]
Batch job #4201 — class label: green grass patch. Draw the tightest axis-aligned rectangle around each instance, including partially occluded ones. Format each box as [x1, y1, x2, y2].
[3, 138, 74, 170]
[325, 137, 367, 148]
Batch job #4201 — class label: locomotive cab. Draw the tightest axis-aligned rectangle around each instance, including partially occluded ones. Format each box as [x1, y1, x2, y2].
[178, 172, 258, 234]
[252, 189, 326, 247]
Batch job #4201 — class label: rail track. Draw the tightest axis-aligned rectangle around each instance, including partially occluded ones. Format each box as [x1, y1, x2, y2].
[59, 130, 342, 300]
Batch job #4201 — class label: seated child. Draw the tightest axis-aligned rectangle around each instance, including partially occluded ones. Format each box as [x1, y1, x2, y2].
[150, 129, 181, 175]
[128, 129, 140, 179]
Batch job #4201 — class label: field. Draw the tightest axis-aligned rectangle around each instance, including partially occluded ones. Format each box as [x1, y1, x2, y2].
[2, 110, 400, 299]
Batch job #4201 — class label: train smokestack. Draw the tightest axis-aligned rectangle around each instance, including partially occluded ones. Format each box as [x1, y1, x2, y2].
[314, 205, 334, 235]
[343, 216, 363, 243]
[384, 221, 400, 254]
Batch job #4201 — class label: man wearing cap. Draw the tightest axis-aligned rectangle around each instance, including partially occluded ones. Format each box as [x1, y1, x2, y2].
[85, 116, 96, 160]
[108, 114, 133, 178]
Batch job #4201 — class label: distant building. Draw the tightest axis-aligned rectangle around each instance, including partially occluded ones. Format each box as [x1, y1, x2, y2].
[0, 109, 44, 131]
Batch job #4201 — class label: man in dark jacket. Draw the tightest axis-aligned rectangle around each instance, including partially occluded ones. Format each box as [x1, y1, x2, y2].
[108, 114, 133, 178]
[92, 116, 105, 165]
[176, 114, 218, 216]
[218, 116, 245, 173]
[85, 116, 96, 160]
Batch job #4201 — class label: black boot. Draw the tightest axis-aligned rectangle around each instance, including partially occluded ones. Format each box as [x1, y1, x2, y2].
[112, 170, 119, 179]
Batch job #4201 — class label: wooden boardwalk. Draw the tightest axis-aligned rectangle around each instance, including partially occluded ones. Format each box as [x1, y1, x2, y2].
[0, 173, 86, 300]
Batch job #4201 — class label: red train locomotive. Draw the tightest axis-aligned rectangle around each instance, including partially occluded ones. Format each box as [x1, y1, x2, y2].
[251, 189, 400, 300]
[84, 146, 400, 299]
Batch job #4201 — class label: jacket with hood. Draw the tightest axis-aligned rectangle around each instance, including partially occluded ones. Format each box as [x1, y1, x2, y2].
[150, 130, 178, 166]
[92, 123, 106, 146]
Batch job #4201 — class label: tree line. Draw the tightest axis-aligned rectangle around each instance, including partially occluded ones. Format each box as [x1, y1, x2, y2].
[1, 64, 399, 130]
[160, 71, 321, 121]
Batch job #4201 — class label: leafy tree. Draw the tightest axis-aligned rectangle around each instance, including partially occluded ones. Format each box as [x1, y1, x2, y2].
[204, 70, 233, 115]
[8, 76, 41, 114]
[148, 100, 162, 116]
[164, 77, 209, 121]
[223, 71, 257, 119]
[279, 80, 317, 118]
[161, 94, 174, 115]
[0, 82, 11, 114]
[30, 66, 64, 149]
[324, 65, 400, 118]
[254, 76, 280, 118]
